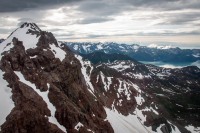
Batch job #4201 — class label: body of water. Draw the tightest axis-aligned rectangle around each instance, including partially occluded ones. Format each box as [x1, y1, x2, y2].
[140, 60, 200, 68]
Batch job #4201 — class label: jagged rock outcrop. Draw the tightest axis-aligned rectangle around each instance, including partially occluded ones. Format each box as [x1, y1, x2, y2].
[0, 23, 113, 133]
[0, 39, 4, 43]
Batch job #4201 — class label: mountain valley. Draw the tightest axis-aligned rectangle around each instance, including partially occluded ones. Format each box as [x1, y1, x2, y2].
[0, 23, 200, 133]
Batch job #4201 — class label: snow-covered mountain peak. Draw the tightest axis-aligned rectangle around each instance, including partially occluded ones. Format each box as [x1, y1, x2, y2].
[0, 22, 41, 55]
[20, 22, 41, 32]
[147, 43, 173, 49]
[0, 22, 66, 62]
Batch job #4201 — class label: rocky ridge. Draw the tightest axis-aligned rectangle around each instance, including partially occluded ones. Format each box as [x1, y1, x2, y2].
[0, 39, 4, 43]
[0, 23, 113, 133]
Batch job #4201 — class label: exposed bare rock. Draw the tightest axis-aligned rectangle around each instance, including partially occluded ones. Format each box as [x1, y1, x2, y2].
[0, 23, 113, 133]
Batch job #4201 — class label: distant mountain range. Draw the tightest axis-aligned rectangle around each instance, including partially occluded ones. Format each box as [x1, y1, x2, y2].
[64, 42, 200, 63]
[80, 51, 137, 64]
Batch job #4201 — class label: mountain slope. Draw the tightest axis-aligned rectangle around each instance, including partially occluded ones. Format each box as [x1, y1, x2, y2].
[0, 23, 200, 133]
[0, 23, 113, 133]
[90, 61, 200, 133]
[80, 51, 137, 64]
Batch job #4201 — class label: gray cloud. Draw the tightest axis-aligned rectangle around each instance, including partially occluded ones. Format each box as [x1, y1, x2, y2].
[2, 0, 194, 15]
[84, 30, 200, 38]
[77, 0, 129, 16]
[86, 33, 134, 38]
[17, 18, 35, 26]
[0, 28, 15, 34]
[61, 30, 200, 39]
[157, 12, 200, 25]
[1, 0, 200, 26]
[0, 0, 200, 45]
[73, 0, 200, 26]
[123, 0, 200, 11]
[77, 17, 114, 24]
[86, 34, 106, 38]
[1, 0, 198, 13]
[136, 30, 200, 36]
[0, 0, 81, 12]
[76, 0, 200, 17]
[54, 32, 75, 37]
[56, 33, 134, 40]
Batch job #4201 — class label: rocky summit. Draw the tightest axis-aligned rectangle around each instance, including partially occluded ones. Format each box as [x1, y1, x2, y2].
[0, 23, 200, 133]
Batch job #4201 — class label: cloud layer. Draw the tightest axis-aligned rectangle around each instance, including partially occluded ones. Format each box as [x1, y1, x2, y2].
[0, 0, 200, 46]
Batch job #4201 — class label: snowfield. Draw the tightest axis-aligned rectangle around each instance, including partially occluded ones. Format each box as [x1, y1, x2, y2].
[0, 70, 14, 131]
[105, 108, 150, 133]
[50, 43, 66, 61]
[75, 55, 96, 96]
[0, 25, 40, 52]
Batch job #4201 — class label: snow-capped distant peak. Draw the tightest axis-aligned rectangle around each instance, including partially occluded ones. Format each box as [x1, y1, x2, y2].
[20, 22, 41, 32]
[148, 44, 172, 49]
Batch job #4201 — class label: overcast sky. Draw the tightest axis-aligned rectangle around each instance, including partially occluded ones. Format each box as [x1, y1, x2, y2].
[0, 0, 200, 47]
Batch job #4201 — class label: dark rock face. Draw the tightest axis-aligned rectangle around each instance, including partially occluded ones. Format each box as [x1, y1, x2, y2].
[0, 39, 4, 43]
[0, 23, 113, 133]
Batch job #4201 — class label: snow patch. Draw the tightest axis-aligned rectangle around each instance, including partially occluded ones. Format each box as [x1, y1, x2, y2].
[96, 44, 103, 49]
[133, 45, 139, 50]
[50, 44, 66, 61]
[73, 45, 79, 50]
[74, 122, 84, 131]
[118, 79, 131, 100]
[87, 129, 94, 133]
[192, 54, 200, 58]
[0, 70, 14, 129]
[156, 124, 165, 133]
[133, 73, 151, 79]
[105, 108, 150, 133]
[148, 44, 172, 49]
[0, 42, 14, 58]
[132, 83, 141, 93]
[191, 60, 200, 68]
[166, 121, 181, 133]
[135, 108, 146, 123]
[108, 61, 133, 71]
[135, 96, 144, 105]
[125, 73, 151, 79]
[185, 125, 200, 133]
[100, 72, 112, 92]
[75, 55, 95, 96]
[30, 55, 37, 59]
[150, 107, 159, 115]
[0, 26, 40, 52]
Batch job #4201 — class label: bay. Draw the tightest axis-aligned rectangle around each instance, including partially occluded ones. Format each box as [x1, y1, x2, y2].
[140, 60, 200, 68]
